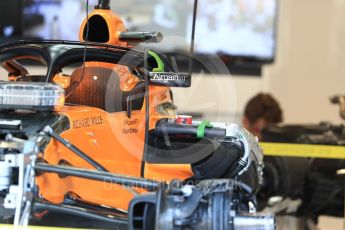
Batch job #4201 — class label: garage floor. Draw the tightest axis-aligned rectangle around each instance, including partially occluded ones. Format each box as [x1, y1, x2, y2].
[275, 216, 344, 230]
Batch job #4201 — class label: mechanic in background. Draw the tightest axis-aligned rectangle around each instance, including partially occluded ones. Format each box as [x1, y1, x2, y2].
[242, 93, 283, 140]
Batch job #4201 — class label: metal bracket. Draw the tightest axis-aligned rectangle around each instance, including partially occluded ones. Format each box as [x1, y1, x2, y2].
[2, 139, 38, 226]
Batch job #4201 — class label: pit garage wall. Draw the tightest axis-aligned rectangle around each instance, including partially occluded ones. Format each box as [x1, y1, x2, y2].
[174, 0, 345, 125]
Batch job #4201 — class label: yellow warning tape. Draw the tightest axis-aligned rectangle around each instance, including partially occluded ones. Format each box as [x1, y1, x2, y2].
[260, 142, 345, 159]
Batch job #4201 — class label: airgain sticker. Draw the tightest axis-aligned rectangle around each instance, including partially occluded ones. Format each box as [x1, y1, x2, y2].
[149, 72, 191, 87]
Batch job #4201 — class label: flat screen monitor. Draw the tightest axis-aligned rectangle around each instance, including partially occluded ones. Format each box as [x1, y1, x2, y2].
[194, 0, 278, 61]
[114, 0, 278, 62]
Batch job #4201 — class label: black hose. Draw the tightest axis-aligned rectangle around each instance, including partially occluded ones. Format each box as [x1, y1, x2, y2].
[33, 202, 127, 225]
[35, 163, 160, 191]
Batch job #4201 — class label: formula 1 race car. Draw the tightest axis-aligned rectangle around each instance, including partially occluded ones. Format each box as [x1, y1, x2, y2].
[0, 1, 274, 229]
[0, 39, 272, 230]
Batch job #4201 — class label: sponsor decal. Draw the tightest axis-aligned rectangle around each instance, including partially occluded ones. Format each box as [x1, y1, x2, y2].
[73, 116, 104, 129]
[122, 118, 139, 134]
[151, 73, 187, 83]
[122, 127, 138, 134]
[149, 72, 191, 87]
[123, 119, 138, 126]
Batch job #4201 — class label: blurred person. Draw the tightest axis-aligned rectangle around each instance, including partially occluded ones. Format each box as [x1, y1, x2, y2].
[242, 93, 283, 140]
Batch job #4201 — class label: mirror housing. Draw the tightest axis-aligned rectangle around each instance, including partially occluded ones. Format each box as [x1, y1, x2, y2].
[119, 32, 163, 44]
